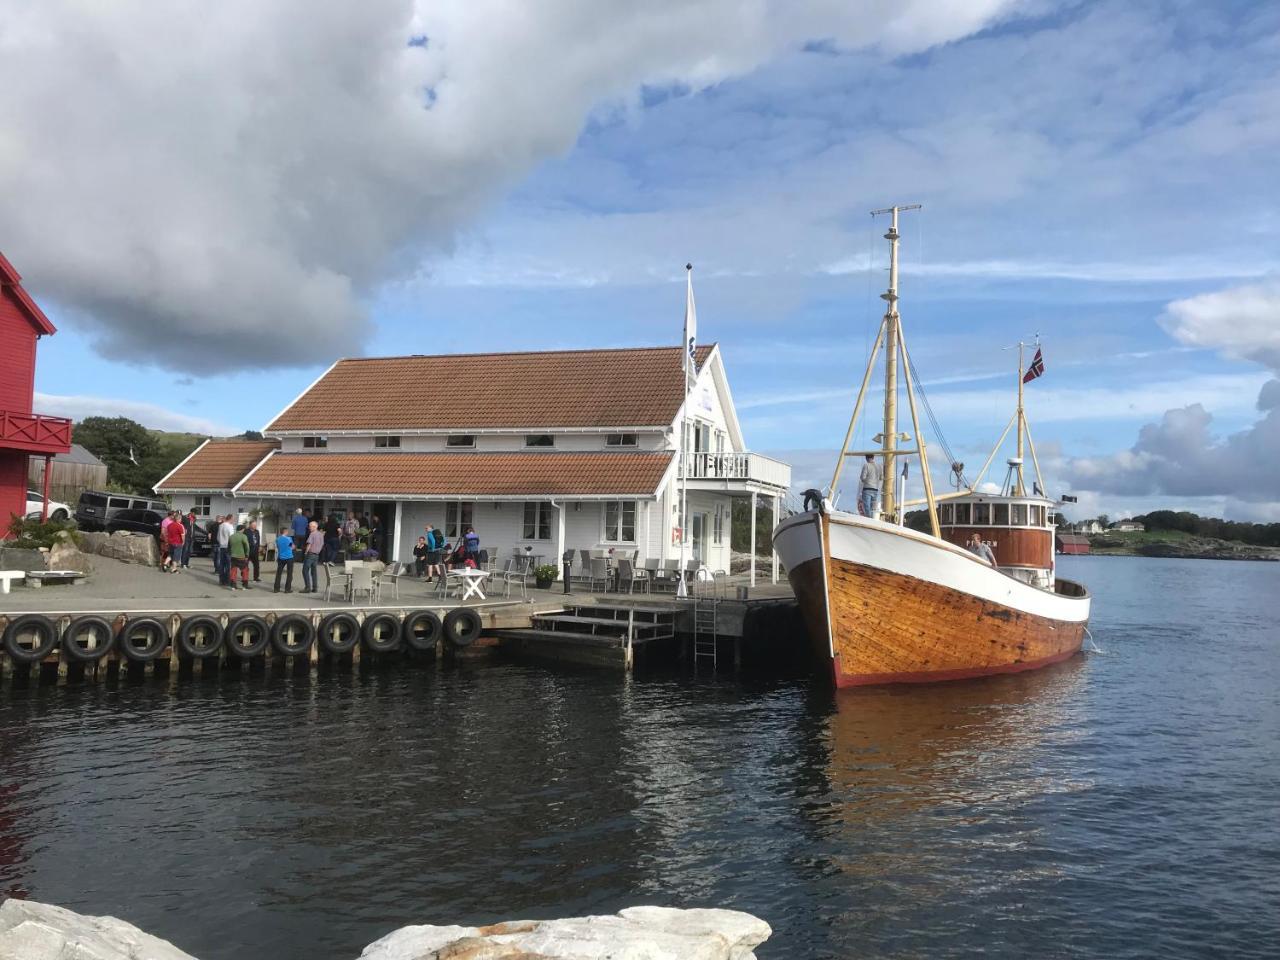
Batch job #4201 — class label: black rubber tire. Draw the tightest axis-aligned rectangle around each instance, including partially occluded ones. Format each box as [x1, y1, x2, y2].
[361, 612, 401, 653]
[50, 508, 69, 521]
[402, 610, 443, 652]
[225, 615, 270, 658]
[61, 615, 115, 662]
[318, 612, 360, 654]
[3, 614, 59, 663]
[443, 608, 483, 648]
[117, 617, 170, 662]
[177, 615, 224, 659]
[271, 614, 315, 657]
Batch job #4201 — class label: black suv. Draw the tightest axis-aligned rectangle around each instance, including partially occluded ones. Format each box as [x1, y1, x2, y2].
[75, 490, 168, 531]
[105, 508, 166, 538]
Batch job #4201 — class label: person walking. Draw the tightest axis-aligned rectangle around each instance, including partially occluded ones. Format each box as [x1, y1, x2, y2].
[424, 525, 444, 580]
[858, 454, 882, 518]
[164, 516, 185, 573]
[217, 514, 236, 586]
[246, 519, 262, 582]
[323, 513, 341, 563]
[159, 511, 175, 568]
[182, 509, 197, 568]
[291, 507, 310, 551]
[227, 523, 251, 590]
[301, 520, 324, 593]
[274, 526, 295, 593]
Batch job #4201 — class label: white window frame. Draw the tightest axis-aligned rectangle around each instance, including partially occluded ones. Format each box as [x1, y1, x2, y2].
[444, 501, 475, 539]
[446, 435, 476, 448]
[524, 434, 555, 448]
[602, 500, 637, 544]
[522, 501, 553, 540]
[605, 433, 638, 447]
[193, 495, 212, 516]
[374, 435, 401, 448]
[712, 503, 724, 544]
[302, 436, 328, 448]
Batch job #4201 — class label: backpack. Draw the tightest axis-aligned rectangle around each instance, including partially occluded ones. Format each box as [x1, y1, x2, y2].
[429, 530, 444, 551]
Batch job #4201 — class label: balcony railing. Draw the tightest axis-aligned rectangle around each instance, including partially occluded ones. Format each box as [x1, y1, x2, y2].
[0, 410, 73, 456]
[682, 451, 791, 489]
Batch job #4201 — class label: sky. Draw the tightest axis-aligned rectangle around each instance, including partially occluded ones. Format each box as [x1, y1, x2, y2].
[3, 0, 1278, 522]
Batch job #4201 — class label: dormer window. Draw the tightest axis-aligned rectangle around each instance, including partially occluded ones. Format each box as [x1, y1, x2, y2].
[374, 435, 401, 448]
[446, 435, 476, 448]
[606, 433, 638, 447]
[302, 436, 327, 448]
[524, 434, 554, 447]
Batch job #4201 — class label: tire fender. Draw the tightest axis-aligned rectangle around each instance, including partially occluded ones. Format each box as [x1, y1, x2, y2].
[402, 610, 443, 652]
[362, 612, 401, 653]
[271, 614, 315, 657]
[177, 615, 224, 659]
[318, 612, 360, 654]
[443, 608, 483, 648]
[225, 614, 270, 658]
[62, 615, 115, 662]
[3, 614, 59, 663]
[118, 617, 170, 662]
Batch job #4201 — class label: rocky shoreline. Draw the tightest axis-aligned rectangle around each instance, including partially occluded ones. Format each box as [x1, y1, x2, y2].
[1087, 535, 1280, 562]
[0, 899, 772, 960]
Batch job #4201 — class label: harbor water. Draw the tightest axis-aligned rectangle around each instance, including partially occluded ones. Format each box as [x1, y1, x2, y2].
[1, 555, 1277, 958]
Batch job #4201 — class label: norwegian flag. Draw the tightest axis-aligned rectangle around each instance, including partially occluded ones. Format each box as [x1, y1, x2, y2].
[1023, 347, 1045, 383]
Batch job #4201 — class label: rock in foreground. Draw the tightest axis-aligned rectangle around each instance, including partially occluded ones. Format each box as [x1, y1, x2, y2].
[0, 899, 198, 960]
[359, 906, 772, 960]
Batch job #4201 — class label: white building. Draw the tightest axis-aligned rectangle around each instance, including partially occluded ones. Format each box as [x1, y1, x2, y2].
[156, 345, 791, 582]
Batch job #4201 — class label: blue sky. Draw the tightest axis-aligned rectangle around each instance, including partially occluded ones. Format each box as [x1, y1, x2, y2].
[11, 0, 1280, 520]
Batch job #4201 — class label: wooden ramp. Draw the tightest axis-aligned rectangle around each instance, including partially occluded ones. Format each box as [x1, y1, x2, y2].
[496, 601, 678, 670]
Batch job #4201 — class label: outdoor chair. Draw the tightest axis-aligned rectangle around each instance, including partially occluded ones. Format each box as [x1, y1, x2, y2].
[587, 557, 609, 593]
[380, 561, 405, 600]
[350, 566, 375, 604]
[616, 558, 648, 595]
[500, 558, 530, 599]
[323, 563, 351, 602]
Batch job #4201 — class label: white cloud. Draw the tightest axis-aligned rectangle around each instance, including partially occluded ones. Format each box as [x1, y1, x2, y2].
[34, 392, 237, 436]
[1160, 281, 1280, 370]
[0, 0, 1033, 373]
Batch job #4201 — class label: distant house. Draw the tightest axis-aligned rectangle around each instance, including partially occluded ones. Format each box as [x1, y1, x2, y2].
[1056, 532, 1091, 555]
[1077, 519, 1103, 535]
[27, 444, 108, 503]
[1111, 520, 1145, 532]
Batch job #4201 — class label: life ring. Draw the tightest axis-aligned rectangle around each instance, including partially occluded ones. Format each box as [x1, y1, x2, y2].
[361, 612, 401, 653]
[271, 614, 315, 658]
[61, 615, 115, 662]
[177, 615, 224, 659]
[318, 612, 360, 654]
[225, 615, 270, 658]
[402, 610, 443, 652]
[3, 614, 58, 663]
[443, 607, 482, 648]
[117, 617, 170, 662]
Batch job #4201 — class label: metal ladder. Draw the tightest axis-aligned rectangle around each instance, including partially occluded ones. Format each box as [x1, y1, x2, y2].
[692, 595, 719, 665]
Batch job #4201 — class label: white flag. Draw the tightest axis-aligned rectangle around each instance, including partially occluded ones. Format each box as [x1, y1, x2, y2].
[683, 263, 697, 385]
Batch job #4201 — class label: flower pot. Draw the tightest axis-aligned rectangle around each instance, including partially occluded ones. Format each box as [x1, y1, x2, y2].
[535, 576, 554, 589]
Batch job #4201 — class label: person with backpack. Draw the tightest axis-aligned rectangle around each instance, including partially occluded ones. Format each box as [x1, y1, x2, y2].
[424, 525, 444, 581]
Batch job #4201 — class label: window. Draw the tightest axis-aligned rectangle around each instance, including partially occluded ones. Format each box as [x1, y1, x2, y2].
[973, 502, 991, 525]
[303, 436, 327, 448]
[993, 503, 1010, 525]
[1011, 503, 1028, 526]
[444, 501, 474, 539]
[108, 496, 130, 509]
[713, 503, 724, 544]
[940, 503, 954, 525]
[603, 500, 637, 542]
[194, 495, 211, 516]
[374, 435, 401, 448]
[1032, 505, 1046, 526]
[524, 434, 554, 448]
[522, 502, 552, 540]
[954, 502, 971, 525]
[446, 435, 476, 448]
[606, 433, 638, 447]
[715, 430, 726, 455]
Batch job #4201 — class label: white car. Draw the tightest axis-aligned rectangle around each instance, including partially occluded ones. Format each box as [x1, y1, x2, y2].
[26, 490, 72, 521]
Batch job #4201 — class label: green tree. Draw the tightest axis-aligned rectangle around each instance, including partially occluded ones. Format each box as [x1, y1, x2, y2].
[72, 417, 158, 492]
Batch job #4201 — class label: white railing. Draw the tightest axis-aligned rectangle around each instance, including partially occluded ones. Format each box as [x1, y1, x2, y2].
[684, 452, 791, 489]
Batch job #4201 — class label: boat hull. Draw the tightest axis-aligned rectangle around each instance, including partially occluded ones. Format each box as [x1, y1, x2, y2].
[774, 510, 1090, 687]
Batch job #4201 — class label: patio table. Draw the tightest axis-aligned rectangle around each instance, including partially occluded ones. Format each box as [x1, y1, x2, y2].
[446, 568, 490, 601]
[0, 570, 25, 594]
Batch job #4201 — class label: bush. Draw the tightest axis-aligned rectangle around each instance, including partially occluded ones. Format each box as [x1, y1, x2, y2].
[6, 515, 83, 550]
[533, 563, 560, 582]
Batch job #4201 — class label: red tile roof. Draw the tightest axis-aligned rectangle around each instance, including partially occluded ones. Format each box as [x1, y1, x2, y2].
[265, 345, 716, 433]
[156, 439, 279, 492]
[235, 451, 675, 498]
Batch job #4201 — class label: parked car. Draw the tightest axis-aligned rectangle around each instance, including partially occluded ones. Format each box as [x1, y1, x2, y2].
[75, 490, 168, 531]
[105, 508, 166, 538]
[188, 521, 212, 556]
[25, 490, 72, 521]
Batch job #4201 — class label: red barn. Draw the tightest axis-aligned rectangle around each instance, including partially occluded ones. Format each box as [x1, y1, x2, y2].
[1055, 532, 1091, 555]
[0, 252, 72, 534]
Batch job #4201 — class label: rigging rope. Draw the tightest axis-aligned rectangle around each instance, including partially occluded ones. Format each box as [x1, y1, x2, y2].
[904, 348, 968, 489]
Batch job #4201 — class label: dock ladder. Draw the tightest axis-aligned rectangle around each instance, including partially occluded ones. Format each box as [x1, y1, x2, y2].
[692, 594, 719, 665]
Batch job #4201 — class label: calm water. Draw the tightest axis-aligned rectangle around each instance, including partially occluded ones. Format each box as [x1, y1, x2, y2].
[1, 556, 1277, 958]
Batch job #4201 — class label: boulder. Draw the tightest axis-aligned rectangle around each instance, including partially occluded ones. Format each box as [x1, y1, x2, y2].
[358, 906, 772, 960]
[0, 899, 198, 960]
[47, 539, 95, 574]
[90, 531, 160, 566]
[0, 546, 47, 572]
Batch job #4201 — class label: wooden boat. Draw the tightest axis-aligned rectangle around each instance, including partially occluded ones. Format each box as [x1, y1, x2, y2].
[773, 205, 1090, 688]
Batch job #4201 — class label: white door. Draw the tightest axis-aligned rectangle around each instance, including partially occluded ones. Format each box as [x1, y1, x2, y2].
[691, 512, 708, 563]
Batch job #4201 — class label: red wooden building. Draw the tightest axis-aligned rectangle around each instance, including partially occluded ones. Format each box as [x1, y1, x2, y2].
[0, 251, 72, 534]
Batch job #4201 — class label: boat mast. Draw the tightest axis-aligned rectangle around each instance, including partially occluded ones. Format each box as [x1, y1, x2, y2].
[873, 204, 919, 521]
[1015, 341, 1026, 496]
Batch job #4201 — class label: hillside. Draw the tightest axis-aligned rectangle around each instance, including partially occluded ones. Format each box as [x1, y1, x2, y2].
[1089, 529, 1280, 562]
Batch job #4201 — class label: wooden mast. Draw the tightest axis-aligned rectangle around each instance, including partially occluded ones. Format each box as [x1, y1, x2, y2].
[1015, 341, 1026, 495]
[872, 204, 919, 522]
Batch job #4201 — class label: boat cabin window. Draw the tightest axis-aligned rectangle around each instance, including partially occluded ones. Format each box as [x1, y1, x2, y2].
[940, 503, 953, 524]
[1012, 503, 1028, 526]
[974, 502, 991, 525]
[993, 503, 1009, 525]
[954, 503, 971, 525]
[1032, 505, 1046, 526]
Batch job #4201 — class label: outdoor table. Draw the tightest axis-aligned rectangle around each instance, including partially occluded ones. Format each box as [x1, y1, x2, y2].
[0, 570, 25, 594]
[446, 568, 490, 601]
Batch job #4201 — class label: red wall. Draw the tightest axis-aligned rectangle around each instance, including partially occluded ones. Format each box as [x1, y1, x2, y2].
[0, 287, 37, 415]
[0, 452, 26, 528]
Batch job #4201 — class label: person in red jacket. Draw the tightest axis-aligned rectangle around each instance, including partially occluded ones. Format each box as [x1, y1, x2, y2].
[164, 514, 185, 573]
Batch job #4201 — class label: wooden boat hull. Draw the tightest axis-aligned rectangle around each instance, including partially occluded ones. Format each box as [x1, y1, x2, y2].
[774, 510, 1090, 687]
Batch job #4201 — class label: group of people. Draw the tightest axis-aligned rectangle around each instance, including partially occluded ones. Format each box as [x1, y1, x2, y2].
[208, 514, 262, 590]
[289, 508, 382, 563]
[158, 509, 197, 573]
[410, 525, 480, 580]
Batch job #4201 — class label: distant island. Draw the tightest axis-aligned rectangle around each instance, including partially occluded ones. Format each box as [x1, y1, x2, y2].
[1071, 511, 1280, 562]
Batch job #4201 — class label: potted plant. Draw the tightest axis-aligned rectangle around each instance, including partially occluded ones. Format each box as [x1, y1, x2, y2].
[533, 563, 559, 589]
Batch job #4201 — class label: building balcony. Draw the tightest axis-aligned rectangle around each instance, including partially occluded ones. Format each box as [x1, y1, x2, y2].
[683, 451, 791, 491]
[0, 410, 73, 456]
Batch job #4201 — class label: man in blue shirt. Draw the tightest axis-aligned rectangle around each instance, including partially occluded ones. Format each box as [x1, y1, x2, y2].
[291, 508, 310, 550]
[274, 527, 295, 593]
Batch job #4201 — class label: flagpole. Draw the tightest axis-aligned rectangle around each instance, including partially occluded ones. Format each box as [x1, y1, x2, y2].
[677, 264, 693, 599]
[1016, 341, 1025, 496]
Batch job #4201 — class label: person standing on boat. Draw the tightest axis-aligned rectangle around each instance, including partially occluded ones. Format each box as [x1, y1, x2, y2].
[966, 533, 997, 566]
[859, 454, 882, 518]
